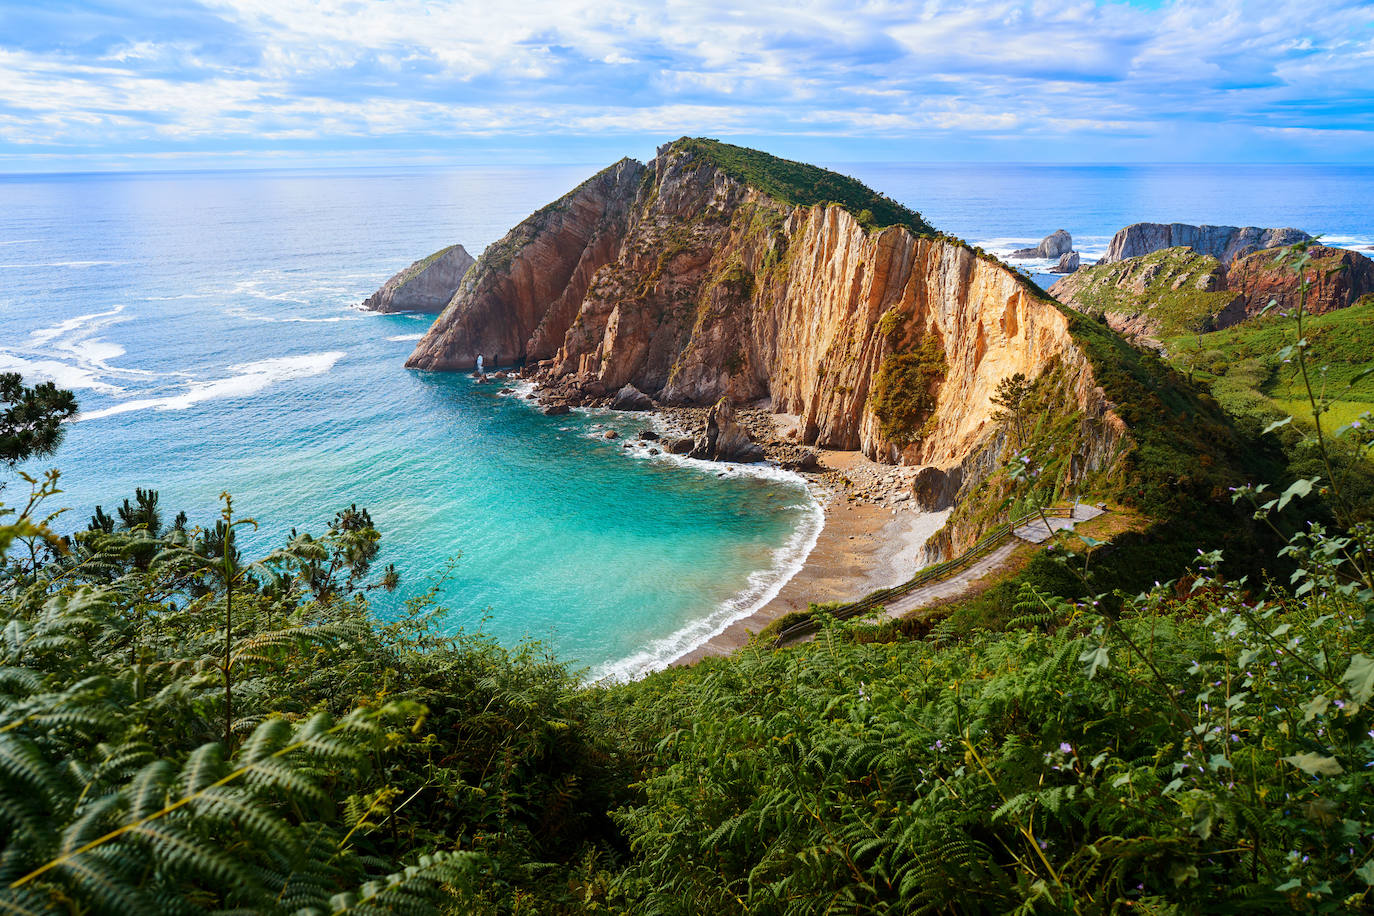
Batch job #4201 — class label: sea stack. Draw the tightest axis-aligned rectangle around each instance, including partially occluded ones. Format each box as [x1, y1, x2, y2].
[362, 244, 476, 313]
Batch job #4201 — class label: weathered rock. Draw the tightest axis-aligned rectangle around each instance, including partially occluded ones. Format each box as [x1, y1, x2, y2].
[668, 437, 694, 455]
[363, 244, 475, 313]
[603, 429, 619, 440]
[499, 387, 514, 393]
[777, 449, 821, 472]
[610, 384, 654, 411]
[406, 158, 645, 370]
[542, 404, 571, 416]
[648, 447, 660, 455]
[1051, 251, 1080, 273]
[1010, 229, 1073, 260]
[1226, 245, 1374, 321]
[1098, 223, 1310, 266]
[689, 398, 765, 463]
[638, 429, 660, 441]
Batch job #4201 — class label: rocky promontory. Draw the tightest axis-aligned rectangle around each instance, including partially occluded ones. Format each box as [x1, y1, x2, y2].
[1098, 222, 1310, 266]
[398, 139, 1267, 559]
[362, 244, 475, 313]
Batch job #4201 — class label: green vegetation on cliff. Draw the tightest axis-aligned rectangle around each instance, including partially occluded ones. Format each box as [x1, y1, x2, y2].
[672, 137, 934, 236]
[4, 461, 1371, 914]
[870, 335, 946, 447]
[1167, 293, 1374, 435]
[1051, 246, 1238, 337]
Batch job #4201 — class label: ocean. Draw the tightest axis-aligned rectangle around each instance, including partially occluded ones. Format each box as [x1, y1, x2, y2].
[2, 161, 1370, 678]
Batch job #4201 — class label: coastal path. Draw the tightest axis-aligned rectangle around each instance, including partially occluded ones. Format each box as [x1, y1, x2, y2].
[774, 503, 1104, 645]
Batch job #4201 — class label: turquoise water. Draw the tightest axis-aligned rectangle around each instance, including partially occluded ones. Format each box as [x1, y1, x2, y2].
[0, 166, 820, 680]
[2, 162, 1371, 677]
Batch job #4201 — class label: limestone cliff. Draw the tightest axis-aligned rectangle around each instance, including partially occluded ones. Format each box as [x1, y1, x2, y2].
[406, 139, 1139, 556]
[363, 244, 475, 313]
[1098, 222, 1310, 266]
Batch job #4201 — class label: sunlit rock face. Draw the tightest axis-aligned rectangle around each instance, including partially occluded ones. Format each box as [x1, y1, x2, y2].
[408, 139, 1126, 484]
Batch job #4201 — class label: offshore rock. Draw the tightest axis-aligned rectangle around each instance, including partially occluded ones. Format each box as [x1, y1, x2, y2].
[1010, 229, 1073, 260]
[611, 384, 654, 411]
[1051, 251, 1080, 273]
[363, 244, 475, 313]
[1098, 223, 1310, 266]
[689, 398, 764, 463]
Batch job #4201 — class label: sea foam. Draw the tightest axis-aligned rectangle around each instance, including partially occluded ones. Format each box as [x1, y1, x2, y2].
[78, 351, 346, 421]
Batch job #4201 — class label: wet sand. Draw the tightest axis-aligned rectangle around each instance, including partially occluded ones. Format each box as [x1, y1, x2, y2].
[673, 450, 950, 665]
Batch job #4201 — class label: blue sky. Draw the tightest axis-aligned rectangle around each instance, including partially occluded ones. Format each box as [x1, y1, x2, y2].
[0, 0, 1371, 171]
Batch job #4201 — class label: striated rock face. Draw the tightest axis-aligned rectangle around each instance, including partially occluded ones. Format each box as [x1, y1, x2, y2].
[407, 159, 644, 370]
[1226, 245, 1374, 320]
[1010, 229, 1073, 260]
[407, 138, 1128, 516]
[1098, 222, 1310, 266]
[363, 244, 475, 313]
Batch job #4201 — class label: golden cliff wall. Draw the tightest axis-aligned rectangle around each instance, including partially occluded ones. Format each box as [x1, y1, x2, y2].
[407, 144, 1127, 496]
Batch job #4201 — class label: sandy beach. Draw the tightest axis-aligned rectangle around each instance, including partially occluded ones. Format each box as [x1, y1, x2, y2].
[673, 450, 950, 665]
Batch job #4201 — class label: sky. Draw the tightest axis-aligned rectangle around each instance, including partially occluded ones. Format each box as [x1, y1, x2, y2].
[0, 0, 1372, 171]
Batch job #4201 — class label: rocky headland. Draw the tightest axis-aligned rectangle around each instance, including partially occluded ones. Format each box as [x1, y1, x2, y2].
[407, 138, 1128, 532]
[362, 244, 475, 313]
[385, 139, 1264, 645]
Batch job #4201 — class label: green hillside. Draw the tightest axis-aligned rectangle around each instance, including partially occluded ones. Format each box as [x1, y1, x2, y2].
[1167, 293, 1374, 432]
[673, 137, 935, 236]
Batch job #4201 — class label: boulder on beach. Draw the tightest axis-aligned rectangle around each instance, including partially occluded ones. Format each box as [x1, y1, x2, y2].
[912, 465, 963, 511]
[668, 437, 694, 455]
[610, 384, 654, 411]
[603, 429, 619, 440]
[638, 428, 660, 441]
[543, 404, 571, 416]
[689, 398, 765, 463]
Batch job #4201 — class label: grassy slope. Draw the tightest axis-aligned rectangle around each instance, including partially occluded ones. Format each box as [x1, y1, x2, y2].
[1166, 293, 1374, 429]
[671, 137, 935, 236]
[1052, 246, 1238, 336]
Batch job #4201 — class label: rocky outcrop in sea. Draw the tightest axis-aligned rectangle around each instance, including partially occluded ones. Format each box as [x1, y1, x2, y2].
[1097, 222, 1310, 266]
[1009, 229, 1073, 260]
[362, 244, 475, 313]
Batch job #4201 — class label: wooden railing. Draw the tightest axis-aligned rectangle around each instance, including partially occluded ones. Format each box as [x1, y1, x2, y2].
[772, 505, 1078, 646]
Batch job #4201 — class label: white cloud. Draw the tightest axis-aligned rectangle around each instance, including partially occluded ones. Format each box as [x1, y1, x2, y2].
[1, 0, 1371, 163]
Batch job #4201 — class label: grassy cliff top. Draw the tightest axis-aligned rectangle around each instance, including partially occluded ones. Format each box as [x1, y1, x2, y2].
[669, 137, 934, 236]
[1051, 246, 1237, 337]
